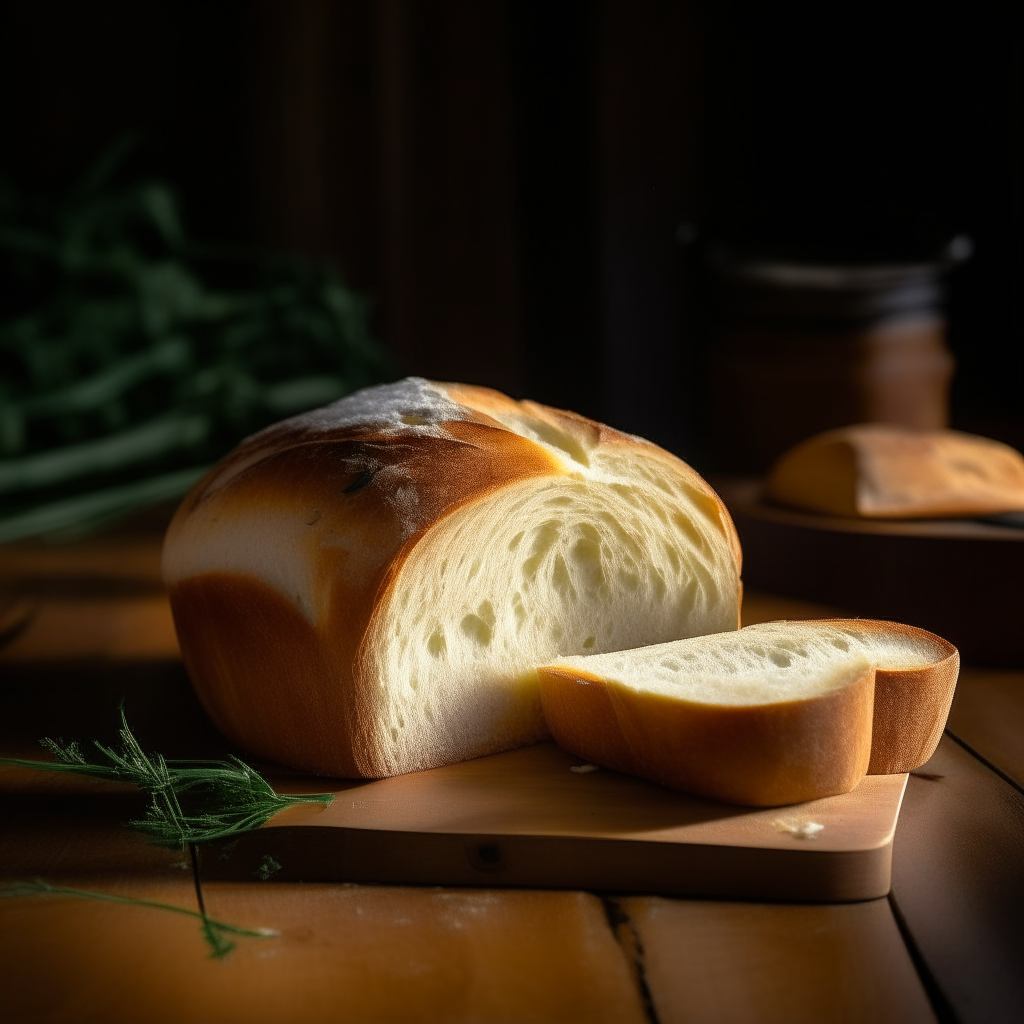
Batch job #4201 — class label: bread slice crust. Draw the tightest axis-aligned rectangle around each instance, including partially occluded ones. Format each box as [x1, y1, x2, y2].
[539, 662, 875, 807]
[538, 619, 958, 807]
[812, 619, 959, 775]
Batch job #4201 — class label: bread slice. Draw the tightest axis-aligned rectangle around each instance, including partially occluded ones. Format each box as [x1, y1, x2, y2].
[765, 423, 1024, 519]
[163, 378, 742, 778]
[538, 619, 958, 806]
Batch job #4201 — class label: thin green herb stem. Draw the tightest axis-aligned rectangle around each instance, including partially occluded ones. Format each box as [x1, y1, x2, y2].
[2, 878, 277, 958]
[185, 841, 232, 957]
[1, 878, 276, 937]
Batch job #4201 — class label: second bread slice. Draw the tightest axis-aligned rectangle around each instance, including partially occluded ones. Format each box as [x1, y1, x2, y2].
[538, 620, 957, 807]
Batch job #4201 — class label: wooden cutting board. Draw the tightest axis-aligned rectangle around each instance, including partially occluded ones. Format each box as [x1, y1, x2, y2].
[204, 742, 907, 902]
[716, 478, 1024, 666]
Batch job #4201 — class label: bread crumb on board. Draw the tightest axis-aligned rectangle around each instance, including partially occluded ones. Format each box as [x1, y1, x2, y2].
[774, 818, 825, 840]
[569, 764, 601, 774]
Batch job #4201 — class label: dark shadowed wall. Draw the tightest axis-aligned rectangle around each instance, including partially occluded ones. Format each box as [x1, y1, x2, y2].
[0, 0, 1020, 465]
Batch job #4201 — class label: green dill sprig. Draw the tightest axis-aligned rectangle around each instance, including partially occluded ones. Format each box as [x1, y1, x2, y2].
[0, 704, 334, 848]
[0, 137, 393, 542]
[1, 878, 277, 958]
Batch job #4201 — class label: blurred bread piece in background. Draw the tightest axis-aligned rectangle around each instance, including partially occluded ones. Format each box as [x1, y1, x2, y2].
[765, 424, 1024, 519]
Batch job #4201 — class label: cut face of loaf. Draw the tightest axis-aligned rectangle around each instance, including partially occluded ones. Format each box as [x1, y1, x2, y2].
[163, 378, 742, 777]
[765, 423, 1024, 519]
[538, 619, 958, 807]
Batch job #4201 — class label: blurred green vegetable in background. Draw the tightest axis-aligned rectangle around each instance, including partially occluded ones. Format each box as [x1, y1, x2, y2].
[0, 139, 393, 544]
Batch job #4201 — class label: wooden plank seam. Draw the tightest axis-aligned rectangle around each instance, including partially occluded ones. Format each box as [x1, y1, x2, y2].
[601, 897, 662, 1024]
[886, 891, 959, 1024]
[943, 729, 1024, 801]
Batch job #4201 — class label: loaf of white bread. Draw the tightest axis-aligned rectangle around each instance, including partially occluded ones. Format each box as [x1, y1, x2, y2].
[766, 423, 1024, 519]
[539, 619, 958, 806]
[163, 378, 743, 778]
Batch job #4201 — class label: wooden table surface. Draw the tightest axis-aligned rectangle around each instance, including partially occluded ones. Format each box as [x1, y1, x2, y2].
[1, 532, 1022, 1024]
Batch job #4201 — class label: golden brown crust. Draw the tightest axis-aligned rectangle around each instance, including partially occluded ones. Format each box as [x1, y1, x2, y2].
[169, 572, 361, 775]
[166, 421, 564, 776]
[538, 664, 874, 807]
[815, 619, 960, 775]
[765, 434, 859, 517]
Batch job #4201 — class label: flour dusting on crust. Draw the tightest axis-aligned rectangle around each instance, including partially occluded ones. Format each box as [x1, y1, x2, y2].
[266, 377, 468, 438]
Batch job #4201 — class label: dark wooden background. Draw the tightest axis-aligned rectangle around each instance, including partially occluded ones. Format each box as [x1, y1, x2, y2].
[1, 0, 1020, 466]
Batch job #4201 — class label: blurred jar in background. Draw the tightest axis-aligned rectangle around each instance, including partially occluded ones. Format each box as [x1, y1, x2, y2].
[709, 240, 968, 472]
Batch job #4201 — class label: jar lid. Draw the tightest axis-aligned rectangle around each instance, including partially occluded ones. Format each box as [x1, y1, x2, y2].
[710, 235, 971, 291]
[708, 237, 970, 323]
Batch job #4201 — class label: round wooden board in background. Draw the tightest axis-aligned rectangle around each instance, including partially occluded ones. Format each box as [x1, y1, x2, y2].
[716, 479, 1024, 667]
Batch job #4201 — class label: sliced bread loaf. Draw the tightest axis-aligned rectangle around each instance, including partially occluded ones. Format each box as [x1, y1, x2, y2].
[163, 378, 742, 778]
[538, 619, 958, 806]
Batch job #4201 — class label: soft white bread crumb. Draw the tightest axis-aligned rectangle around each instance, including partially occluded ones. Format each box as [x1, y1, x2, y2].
[553, 623, 876, 705]
[552, 620, 945, 705]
